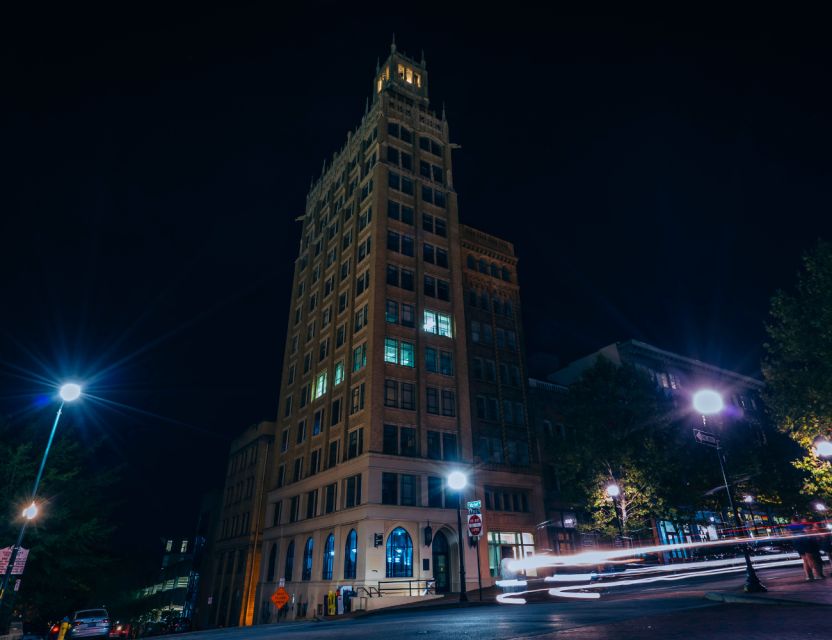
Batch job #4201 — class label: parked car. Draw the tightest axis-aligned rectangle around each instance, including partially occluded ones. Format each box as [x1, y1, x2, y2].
[138, 622, 168, 637]
[169, 619, 190, 634]
[69, 609, 111, 638]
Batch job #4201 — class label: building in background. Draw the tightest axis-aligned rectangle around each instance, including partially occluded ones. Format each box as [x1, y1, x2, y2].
[132, 537, 195, 623]
[202, 421, 275, 627]
[255, 41, 544, 622]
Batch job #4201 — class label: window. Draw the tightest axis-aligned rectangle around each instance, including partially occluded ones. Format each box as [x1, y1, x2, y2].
[314, 372, 328, 399]
[441, 390, 456, 417]
[422, 214, 447, 237]
[331, 397, 342, 425]
[423, 243, 449, 268]
[383, 424, 398, 455]
[354, 303, 369, 332]
[382, 472, 398, 504]
[267, 544, 277, 582]
[324, 483, 336, 514]
[334, 360, 345, 385]
[384, 379, 399, 407]
[388, 200, 414, 225]
[344, 529, 357, 579]
[309, 448, 321, 475]
[426, 387, 439, 414]
[387, 264, 415, 290]
[338, 291, 348, 313]
[386, 527, 413, 578]
[428, 477, 444, 508]
[355, 269, 370, 296]
[293, 457, 303, 482]
[347, 427, 364, 459]
[340, 259, 351, 281]
[296, 420, 307, 445]
[400, 474, 418, 506]
[400, 427, 417, 456]
[388, 230, 415, 256]
[302, 537, 314, 580]
[322, 534, 335, 580]
[357, 236, 372, 263]
[272, 501, 282, 527]
[276, 464, 285, 489]
[285, 540, 295, 581]
[350, 382, 366, 414]
[385, 299, 399, 324]
[352, 343, 367, 371]
[283, 395, 293, 418]
[425, 347, 438, 372]
[424, 277, 450, 300]
[345, 474, 362, 508]
[287, 363, 296, 385]
[427, 387, 455, 416]
[306, 489, 318, 519]
[327, 440, 339, 469]
[290, 495, 299, 523]
[384, 338, 415, 366]
[439, 350, 454, 376]
[442, 432, 458, 461]
[281, 430, 289, 453]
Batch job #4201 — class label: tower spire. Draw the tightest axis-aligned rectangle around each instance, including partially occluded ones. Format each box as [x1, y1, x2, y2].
[391, 33, 396, 53]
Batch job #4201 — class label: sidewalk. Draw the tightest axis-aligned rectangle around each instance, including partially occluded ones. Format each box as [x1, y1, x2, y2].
[330, 589, 498, 620]
[706, 571, 832, 606]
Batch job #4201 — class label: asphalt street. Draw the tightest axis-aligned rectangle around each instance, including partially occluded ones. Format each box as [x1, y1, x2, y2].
[169, 566, 827, 640]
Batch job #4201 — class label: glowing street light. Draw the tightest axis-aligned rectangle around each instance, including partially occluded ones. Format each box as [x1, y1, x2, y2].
[447, 471, 469, 602]
[1, 382, 84, 613]
[814, 439, 832, 458]
[691, 389, 765, 593]
[814, 502, 827, 513]
[605, 484, 621, 498]
[21, 503, 38, 521]
[692, 389, 724, 416]
[59, 383, 82, 402]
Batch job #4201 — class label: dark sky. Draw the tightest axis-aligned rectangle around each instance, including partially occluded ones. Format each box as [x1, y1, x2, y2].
[2, 3, 830, 576]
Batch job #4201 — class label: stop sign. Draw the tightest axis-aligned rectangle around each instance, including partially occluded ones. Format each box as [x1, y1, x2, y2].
[467, 513, 483, 536]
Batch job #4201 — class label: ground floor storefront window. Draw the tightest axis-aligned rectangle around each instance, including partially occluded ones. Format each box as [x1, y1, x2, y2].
[487, 531, 535, 577]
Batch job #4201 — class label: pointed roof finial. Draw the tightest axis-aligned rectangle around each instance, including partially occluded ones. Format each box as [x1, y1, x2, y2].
[391, 33, 396, 53]
[441, 102, 446, 121]
[421, 49, 426, 66]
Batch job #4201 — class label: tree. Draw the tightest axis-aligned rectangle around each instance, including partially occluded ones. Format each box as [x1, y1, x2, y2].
[0, 416, 119, 626]
[556, 358, 704, 536]
[762, 240, 832, 502]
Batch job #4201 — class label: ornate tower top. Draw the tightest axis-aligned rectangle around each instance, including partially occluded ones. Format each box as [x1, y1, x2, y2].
[373, 42, 429, 103]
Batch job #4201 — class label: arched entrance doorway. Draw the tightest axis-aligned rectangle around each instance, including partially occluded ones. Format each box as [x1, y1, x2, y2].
[432, 530, 450, 593]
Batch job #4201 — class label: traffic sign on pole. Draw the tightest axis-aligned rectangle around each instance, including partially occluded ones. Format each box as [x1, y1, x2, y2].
[466, 500, 482, 511]
[271, 586, 290, 609]
[693, 429, 720, 448]
[467, 513, 483, 537]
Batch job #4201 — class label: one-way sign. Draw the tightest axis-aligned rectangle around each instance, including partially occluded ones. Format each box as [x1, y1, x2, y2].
[693, 429, 720, 448]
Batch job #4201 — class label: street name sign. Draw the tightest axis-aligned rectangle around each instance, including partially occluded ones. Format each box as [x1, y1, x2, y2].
[466, 500, 482, 511]
[693, 429, 720, 448]
[0, 547, 29, 575]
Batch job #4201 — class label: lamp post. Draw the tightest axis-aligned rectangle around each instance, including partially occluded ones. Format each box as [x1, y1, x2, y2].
[743, 495, 757, 537]
[447, 471, 468, 603]
[605, 483, 625, 540]
[0, 383, 82, 619]
[693, 389, 766, 593]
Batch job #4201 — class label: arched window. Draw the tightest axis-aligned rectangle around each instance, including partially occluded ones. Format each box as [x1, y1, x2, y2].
[344, 529, 357, 579]
[322, 533, 335, 580]
[302, 537, 314, 581]
[267, 543, 277, 582]
[386, 527, 413, 578]
[284, 540, 295, 582]
[490, 263, 499, 277]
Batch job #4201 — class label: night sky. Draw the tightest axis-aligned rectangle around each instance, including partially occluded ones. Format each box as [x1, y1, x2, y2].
[2, 3, 831, 578]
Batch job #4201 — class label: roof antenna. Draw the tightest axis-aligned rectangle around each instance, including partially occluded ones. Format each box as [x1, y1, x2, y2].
[441, 101, 446, 121]
[391, 33, 397, 53]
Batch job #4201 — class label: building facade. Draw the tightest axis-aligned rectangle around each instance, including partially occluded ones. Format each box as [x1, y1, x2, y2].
[202, 421, 276, 627]
[254, 43, 543, 622]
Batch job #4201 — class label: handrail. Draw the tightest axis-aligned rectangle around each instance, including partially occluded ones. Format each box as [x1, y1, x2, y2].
[377, 579, 436, 596]
[354, 585, 381, 598]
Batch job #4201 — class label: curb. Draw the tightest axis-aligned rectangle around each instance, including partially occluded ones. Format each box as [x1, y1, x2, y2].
[705, 591, 826, 607]
[336, 599, 494, 620]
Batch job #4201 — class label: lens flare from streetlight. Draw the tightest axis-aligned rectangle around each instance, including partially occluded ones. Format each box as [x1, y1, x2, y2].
[815, 502, 827, 512]
[815, 440, 832, 458]
[447, 471, 467, 491]
[692, 389, 723, 415]
[22, 502, 38, 520]
[743, 495, 754, 504]
[59, 383, 82, 402]
[605, 484, 621, 498]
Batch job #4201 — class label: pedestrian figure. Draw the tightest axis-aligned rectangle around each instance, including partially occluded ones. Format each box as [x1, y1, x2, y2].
[804, 518, 826, 579]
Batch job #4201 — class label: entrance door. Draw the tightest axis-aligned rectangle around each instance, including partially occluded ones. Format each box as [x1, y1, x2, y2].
[432, 530, 450, 593]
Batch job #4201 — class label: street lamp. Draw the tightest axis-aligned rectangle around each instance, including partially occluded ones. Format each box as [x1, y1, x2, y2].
[447, 471, 468, 603]
[693, 389, 766, 593]
[743, 495, 757, 537]
[605, 484, 625, 539]
[0, 383, 83, 619]
[814, 502, 827, 513]
[813, 439, 832, 459]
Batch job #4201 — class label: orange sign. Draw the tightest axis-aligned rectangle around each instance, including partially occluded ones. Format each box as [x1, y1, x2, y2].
[271, 586, 289, 609]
